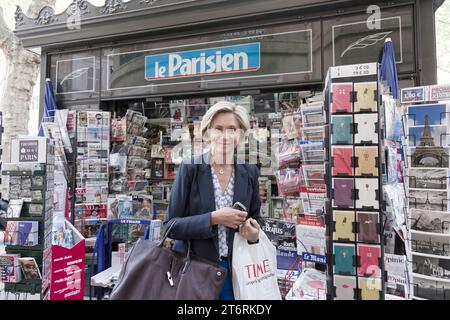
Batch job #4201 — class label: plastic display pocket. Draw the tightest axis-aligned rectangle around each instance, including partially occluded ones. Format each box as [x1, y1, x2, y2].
[354, 113, 378, 144]
[355, 178, 379, 210]
[333, 210, 355, 241]
[356, 211, 380, 243]
[332, 178, 354, 209]
[333, 243, 356, 276]
[275, 168, 302, 196]
[331, 83, 353, 113]
[357, 243, 381, 277]
[332, 146, 354, 177]
[333, 275, 357, 300]
[354, 146, 379, 177]
[353, 82, 378, 113]
[331, 115, 353, 145]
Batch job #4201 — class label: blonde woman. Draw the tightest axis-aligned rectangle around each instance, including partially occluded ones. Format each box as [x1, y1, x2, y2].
[166, 101, 263, 300]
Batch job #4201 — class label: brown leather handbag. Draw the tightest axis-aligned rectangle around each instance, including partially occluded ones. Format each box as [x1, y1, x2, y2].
[109, 219, 227, 300]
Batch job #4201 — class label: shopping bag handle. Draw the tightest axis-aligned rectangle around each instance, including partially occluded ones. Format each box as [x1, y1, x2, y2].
[159, 218, 193, 270]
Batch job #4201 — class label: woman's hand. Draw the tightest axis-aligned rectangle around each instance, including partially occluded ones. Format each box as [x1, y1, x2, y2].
[239, 218, 260, 243]
[211, 207, 247, 229]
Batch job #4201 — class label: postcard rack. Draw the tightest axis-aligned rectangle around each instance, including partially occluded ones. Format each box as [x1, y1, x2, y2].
[400, 84, 450, 300]
[324, 63, 386, 300]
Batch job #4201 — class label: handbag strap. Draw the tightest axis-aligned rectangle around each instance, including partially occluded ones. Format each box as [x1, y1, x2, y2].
[158, 218, 192, 261]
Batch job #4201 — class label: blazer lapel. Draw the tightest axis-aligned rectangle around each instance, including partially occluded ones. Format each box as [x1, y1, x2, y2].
[227, 159, 248, 256]
[197, 153, 219, 255]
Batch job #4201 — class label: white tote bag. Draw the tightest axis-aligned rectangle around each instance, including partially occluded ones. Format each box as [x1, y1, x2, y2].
[232, 230, 282, 300]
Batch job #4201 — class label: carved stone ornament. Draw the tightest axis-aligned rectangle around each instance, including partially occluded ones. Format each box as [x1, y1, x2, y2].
[68, 0, 90, 17]
[15, 6, 25, 27]
[35, 6, 58, 25]
[140, 0, 160, 6]
[100, 0, 128, 14]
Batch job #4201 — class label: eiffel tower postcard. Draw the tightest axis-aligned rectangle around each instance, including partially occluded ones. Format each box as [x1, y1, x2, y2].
[408, 103, 448, 127]
[409, 114, 450, 168]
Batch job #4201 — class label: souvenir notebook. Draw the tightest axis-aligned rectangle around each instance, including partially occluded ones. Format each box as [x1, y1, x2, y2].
[333, 210, 355, 241]
[333, 275, 357, 300]
[353, 82, 378, 112]
[355, 146, 378, 176]
[331, 115, 353, 145]
[333, 178, 354, 208]
[333, 243, 356, 276]
[356, 211, 380, 243]
[332, 146, 354, 176]
[354, 113, 378, 144]
[331, 83, 353, 113]
[355, 178, 379, 210]
[357, 244, 381, 277]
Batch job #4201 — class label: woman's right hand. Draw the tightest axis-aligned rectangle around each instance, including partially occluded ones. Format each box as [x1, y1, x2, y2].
[211, 207, 247, 229]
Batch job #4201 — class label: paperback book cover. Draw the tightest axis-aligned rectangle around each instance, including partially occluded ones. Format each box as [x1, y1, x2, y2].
[333, 243, 356, 276]
[354, 113, 378, 144]
[332, 178, 354, 208]
[357, 244, 382, 277]
[357, 211, 380, 243]
[333, 275, 357, 300]
[355, 146, 378, 176]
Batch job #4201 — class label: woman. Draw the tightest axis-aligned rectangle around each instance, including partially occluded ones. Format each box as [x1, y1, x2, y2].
[166, 101, 263, 300]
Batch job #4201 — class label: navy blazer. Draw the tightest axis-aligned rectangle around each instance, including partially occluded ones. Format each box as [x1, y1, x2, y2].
[165, 153, 263, 263]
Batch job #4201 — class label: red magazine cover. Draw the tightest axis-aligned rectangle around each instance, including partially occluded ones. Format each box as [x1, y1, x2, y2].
[332, 146, 354, 176]
[331, 83, 353, 113]
[357, 244, 381, 277]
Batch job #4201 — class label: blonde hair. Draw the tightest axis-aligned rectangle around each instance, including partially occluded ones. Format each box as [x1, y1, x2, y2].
[200, 101, 250, 137]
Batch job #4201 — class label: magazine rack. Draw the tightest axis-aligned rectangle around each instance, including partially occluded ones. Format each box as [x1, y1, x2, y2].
[88, 218, 152, 300]
[1, 139, 55, 298]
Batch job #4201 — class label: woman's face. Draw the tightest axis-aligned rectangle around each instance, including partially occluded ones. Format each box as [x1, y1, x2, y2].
[208, 112, 241, 156]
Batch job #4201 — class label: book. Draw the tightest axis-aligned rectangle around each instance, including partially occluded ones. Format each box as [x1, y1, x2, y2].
[0, 254, 21, 283]
[333, 275, 357, 300]
[333, 211, 355, 241]
[357, 244, 382, 277]
[331, 115, 353, 145]
[355, 178, 379, 210]
[332, 178, 354, 208]
[357, 211, 380, 243]
[355, 146, 378, 176]
[4, 221, 18, 245]
[359, 277, 382, 300]
[331, 83, 353, 113]
[333, 243, 356, 276]
[151, 158, 165, 179]
[18, 221, 39, 246]
[354, 113, 378, 144]
[8, 199, 23, 218]
[353, 82, 378, 112]
[18, 257, 42, 280]
[332, 146, 354, 176]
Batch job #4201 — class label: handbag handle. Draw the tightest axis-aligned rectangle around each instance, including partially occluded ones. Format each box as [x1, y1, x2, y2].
[158, 218, 193, 261]
[158, 218, 192, 273]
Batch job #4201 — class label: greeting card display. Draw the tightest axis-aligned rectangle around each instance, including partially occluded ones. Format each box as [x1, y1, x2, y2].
[357, 244, 381, 277]
[356, 212, 380, 243]
[331, 83, 353, 113]
[332, 146, 354, 176]
[353, 82, 378, 113]
[333, 243, 356, 276]
[332, 178, 354, 208]
[354, 113, 378, 144]
[355, 146, 378, 177]
[333, 211, 355, 241]
[331, 115, 353, 145]
[333, 275, 357, 300]
[355, 178, 379, 210]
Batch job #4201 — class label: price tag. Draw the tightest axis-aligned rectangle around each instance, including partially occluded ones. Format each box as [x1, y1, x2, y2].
[330, 63, 377, 79]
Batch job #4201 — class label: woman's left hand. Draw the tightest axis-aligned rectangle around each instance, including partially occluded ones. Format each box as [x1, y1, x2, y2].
[239, 218, 260, 243]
